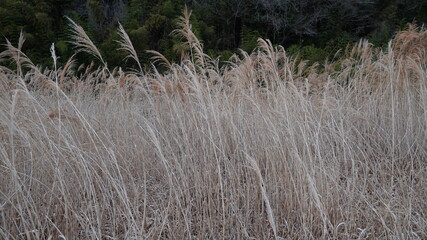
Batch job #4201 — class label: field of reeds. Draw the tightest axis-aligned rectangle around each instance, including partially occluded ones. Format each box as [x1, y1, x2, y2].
[1, 10, 426, 239]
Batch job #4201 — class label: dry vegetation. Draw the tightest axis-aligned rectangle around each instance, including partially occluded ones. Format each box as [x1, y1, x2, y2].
[0, 10, 426, 239]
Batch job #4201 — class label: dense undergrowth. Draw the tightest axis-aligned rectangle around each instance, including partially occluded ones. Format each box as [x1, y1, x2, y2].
[0, 9, 426, 239]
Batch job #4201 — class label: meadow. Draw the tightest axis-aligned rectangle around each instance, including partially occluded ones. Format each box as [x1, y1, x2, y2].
[0, 10, 426, 239]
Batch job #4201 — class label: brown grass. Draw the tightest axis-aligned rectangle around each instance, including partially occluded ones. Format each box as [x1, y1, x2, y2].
[0, 16, 426, 239]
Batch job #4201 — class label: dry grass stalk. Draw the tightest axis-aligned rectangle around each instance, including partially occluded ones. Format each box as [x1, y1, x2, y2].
[117, 23, 143, 73]
[247, 154, 279, 239]
[66, 17, 105, 66]
[173, 6, 211, 69]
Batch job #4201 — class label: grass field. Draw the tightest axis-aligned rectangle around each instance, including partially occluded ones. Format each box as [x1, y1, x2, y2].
[0, 11, 426, 239]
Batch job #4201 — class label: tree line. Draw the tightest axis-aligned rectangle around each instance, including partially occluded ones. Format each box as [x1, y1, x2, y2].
[1, 0, 426, 69]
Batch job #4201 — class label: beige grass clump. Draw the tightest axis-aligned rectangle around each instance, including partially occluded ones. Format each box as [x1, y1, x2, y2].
[393, 24, 427, 64]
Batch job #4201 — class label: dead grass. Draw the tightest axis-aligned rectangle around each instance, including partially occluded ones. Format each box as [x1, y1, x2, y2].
[0, 16, 426, 239]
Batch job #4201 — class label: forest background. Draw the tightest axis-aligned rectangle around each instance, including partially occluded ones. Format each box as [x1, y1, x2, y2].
[1, 0, 427, 69]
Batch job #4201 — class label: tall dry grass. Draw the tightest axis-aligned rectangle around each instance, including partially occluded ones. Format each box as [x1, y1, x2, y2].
[0, 12, 426, 239]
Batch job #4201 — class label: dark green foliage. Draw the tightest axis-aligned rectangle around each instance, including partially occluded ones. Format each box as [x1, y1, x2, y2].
[240, 26, 260, 53]
[287, 45, 329, 65]
[0, 0, 426, 69]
